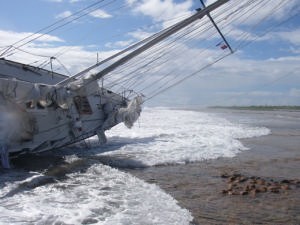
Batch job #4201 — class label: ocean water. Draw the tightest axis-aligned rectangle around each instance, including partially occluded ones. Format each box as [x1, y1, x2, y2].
[0, 108, 270, 225]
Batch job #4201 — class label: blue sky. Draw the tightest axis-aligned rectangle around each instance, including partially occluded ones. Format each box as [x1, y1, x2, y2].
[0, 0, 299, 106]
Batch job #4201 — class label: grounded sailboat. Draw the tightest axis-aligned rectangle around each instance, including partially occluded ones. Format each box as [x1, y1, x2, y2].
[0, 0, 294, 168]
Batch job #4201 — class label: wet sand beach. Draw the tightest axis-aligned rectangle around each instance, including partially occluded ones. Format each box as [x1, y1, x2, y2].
[128, 109, 300, 225]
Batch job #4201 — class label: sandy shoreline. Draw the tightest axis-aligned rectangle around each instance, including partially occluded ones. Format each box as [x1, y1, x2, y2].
[128, 109, 300, 225]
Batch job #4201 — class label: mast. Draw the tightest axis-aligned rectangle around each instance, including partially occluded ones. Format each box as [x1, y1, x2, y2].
[57, 0, 229, 86]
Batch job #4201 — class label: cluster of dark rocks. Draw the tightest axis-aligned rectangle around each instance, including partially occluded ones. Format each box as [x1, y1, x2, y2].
[220, 173, 300, 197]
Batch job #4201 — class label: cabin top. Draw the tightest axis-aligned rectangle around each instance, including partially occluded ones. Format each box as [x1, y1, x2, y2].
[0, 58, 68, 85]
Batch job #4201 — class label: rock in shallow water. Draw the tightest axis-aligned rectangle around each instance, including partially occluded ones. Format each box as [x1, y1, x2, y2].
[220, 173, 299, 197]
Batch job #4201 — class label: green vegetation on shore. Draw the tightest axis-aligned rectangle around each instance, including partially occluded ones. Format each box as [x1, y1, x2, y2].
[210, 105, 300, 111]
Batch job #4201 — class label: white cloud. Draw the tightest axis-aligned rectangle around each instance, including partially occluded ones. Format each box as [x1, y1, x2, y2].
[126, 0, 138, 6]
[89, 9, 112, 19]
[275, 28, 300, 46]
[128, 30, 154, 41]
[55, 11, 72, 19]
[129, 0, 193, 23]
[46, 0, 63, 2]
[0, 30, 64, 46]
[0, 29, 120, 76]
[105, 40, 134, 49]
[289, 47, 300, 54]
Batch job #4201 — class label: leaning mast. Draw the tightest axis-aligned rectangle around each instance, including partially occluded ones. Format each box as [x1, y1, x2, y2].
[57, 0, 230, 86]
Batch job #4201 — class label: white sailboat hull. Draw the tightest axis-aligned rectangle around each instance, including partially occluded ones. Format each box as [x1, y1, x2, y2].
[0, 59, 142, 157]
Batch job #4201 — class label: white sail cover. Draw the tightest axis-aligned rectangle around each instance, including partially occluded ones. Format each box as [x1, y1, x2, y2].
[102, 96, 143, 130]
[117, 95, 143, 128]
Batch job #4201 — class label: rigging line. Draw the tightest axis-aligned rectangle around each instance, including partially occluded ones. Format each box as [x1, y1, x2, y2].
[137, 46, 228, 94]
[87, 30, 190, 85]
[26, 1, 219, 74]
[120, 52, 177, 87]
[0, 0, 107, 57]
[196, 0, 258, 40]
[80, 0, 232, 86]
[73, 1, 258, 91]
[1, 0, 116, 58]
[112, 0, 270, 96]
[110, 52, 169, 90]
[39, 8, 194, 72]
[114, 62, 168, 93]
[228, 0, 284, 47]
[238, 10, 300, 51]
[219, 0, 266, 29]
[145, 0, 295, 101]
[104, 22, 200, 73]
[145, 52, 232, 102]
[208, 0, 270, 49]
[37, 3, 194, 74]
[225, 0, 285, 41]
[57, 15, 186, 84]
[234, 0, 295, 50]
[105, 20, 216, 83]
[119, 15, 232, 87]
[105, 0, 239, 80]
[37, 59, 52, 69]
[106, 20, 221, 91]
[114, 42, 212, 92]
[53, 58, 72, 76]
[108, 36, 218, 92]
[136, 71, 176, 94]
[138, 12, 262, 94]
[119, 49, 212, 96]
[83, 0, 233, 84]
[106, 35, 194, 86]
[38, 1, 130, 68]
[142, 31, 236, 92]
[140, 57, 205, 96]
[113, 0, 233, 67]
[188, 1, 270, 49]
[7, 46, 51, 58]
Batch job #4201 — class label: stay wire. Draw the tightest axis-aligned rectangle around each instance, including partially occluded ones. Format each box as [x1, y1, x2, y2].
[102, 0, 243, 88]
[104, 18, 218, 89]
[145, 0, 296, 102]
[0, 0, 115, 58]
[137, 0, 280, 100]
[104, 0, 240, 93]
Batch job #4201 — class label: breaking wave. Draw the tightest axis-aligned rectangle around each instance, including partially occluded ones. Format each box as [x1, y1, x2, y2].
[0, 164, 192, 224]
[100, 108, 270, 167]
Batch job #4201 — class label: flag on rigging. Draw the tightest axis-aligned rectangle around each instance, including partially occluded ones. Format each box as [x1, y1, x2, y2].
[216, 41, 228, 50]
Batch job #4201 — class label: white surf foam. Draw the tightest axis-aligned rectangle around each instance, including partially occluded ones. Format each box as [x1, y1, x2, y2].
[101, 108, 270, 166]
[0, 164, 192, 224]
